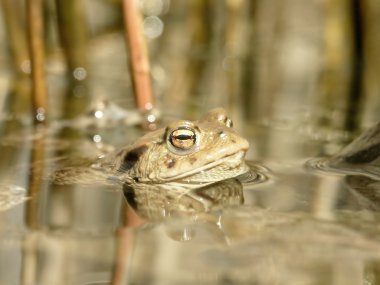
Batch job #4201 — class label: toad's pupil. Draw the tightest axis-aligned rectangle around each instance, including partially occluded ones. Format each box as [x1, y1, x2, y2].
[175, 134, 194, 140]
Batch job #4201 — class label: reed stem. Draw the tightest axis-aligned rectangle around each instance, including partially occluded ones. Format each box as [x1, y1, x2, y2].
[26, 0, 48, 124]
[122, 0, 155, 113]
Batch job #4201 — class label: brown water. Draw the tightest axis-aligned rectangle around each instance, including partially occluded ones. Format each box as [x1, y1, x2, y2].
[1, 112, 380, 285]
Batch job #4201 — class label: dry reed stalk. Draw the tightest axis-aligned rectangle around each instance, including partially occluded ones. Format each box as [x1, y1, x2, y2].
[26, 0, 48, 124]
[122, 0, 155, 113]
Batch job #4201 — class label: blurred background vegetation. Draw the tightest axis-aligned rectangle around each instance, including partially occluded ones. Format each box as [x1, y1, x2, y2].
[0, 0, 379, 132]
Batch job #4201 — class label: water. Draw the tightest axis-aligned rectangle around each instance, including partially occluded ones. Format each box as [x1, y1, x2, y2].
[1, 114, 380, 285]
[0, 184, 29, 211]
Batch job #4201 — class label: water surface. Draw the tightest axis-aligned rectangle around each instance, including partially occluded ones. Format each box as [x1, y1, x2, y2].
[1, 116, 380, 285]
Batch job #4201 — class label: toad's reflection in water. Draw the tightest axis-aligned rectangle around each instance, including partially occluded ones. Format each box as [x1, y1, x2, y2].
[123, 178, 244, 222]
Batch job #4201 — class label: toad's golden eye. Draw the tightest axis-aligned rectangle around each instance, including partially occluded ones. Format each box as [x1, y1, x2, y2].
[169, 128, 196, 150]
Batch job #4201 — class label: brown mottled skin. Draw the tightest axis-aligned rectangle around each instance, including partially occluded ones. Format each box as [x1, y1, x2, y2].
[99, 108, 249, 187]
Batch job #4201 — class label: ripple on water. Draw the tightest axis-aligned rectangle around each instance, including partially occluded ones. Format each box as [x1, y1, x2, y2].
[305, 157, 332, 173]
[238, 161, 269, 187]
[305, 157, 380, 181]
[0, 185, 29, 211]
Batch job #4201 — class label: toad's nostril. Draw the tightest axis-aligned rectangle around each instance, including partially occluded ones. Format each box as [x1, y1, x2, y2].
[225, 118, 233, 128]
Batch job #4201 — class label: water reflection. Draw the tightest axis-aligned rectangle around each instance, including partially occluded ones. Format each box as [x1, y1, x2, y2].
[0, 120, 125, 285]
[2, 114, 380, 284]
[0, 184, 29, 211]
[123, 178, 244, 223]
[126, 208, 380, 285]
[344, 175, 380, 211]
[307, 122, 380, 180]
[306, 122, 380, 215]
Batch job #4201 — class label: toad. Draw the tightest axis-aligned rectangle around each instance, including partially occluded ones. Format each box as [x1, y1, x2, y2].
[99, 108, 250, 187]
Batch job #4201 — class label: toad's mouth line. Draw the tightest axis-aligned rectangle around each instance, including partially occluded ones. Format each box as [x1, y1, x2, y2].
[159, 150, 248, 183]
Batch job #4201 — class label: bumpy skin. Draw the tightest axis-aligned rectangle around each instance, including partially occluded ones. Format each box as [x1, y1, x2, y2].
[100, 108, 249, 186]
